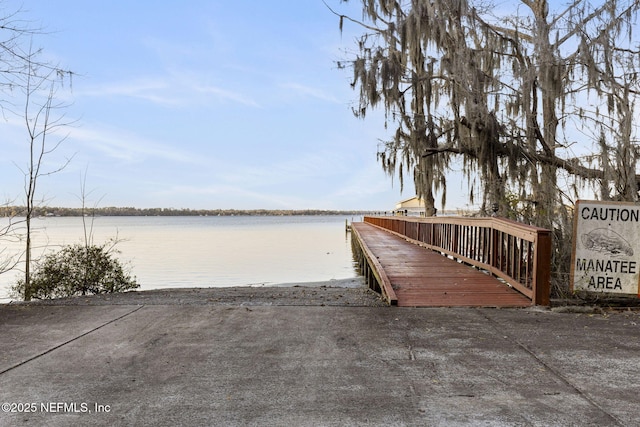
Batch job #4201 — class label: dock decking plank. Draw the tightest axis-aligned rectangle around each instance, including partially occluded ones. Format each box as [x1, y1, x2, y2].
[352, 222, 531, 307]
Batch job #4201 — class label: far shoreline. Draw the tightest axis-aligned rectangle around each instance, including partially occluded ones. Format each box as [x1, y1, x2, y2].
[0, 206, 382, 218]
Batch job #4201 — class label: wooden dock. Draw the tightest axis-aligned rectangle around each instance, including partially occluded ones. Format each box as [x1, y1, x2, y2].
[352, 222, 536, 307]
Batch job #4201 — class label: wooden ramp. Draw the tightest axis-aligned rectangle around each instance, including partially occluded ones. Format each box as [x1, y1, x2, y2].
[352, 222, 532, 307]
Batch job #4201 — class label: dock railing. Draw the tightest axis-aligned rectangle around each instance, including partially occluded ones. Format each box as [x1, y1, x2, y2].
[364, 216, 551, 305]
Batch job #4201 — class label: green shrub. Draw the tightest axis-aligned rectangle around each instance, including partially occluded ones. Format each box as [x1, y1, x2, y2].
[13, 242, 139, 299]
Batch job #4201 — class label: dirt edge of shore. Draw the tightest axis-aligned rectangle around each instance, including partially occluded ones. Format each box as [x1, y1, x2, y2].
[7, 277, 389, 307]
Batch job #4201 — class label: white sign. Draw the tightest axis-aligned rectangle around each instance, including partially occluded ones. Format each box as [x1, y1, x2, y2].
[571, 200, 640, 296]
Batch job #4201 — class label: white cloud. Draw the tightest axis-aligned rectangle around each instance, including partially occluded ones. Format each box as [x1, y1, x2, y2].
[219, 150, 351, 188]
[79, 74, 260, 109]
[68, 124, 199, 164]
[194, 85, 261, 108]
[280, 82, 341, 104]
[79, 78, 183, 107]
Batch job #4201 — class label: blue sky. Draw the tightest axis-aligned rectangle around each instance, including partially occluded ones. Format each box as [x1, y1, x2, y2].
[0, 1, 472, 211]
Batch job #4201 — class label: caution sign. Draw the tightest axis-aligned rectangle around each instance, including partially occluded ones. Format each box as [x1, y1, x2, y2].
[571, 200, 640, 296]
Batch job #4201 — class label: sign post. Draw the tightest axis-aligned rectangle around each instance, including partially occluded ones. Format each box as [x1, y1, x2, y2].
[571, 200, 640, 296]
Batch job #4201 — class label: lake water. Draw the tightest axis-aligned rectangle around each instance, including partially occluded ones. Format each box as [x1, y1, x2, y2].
[0, 215, 363, 301]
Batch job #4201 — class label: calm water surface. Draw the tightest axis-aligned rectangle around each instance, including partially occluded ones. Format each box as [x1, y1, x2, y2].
[0, 215, 362, 301]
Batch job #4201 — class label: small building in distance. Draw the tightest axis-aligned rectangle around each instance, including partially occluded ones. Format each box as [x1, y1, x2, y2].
[394, 196, 427, 216]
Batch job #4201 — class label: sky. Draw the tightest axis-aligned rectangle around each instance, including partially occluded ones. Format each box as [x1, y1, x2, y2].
[0, 0, 475, 211]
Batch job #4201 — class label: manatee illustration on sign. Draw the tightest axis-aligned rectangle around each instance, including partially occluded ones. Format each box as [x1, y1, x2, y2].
[581, 228, 634, 257]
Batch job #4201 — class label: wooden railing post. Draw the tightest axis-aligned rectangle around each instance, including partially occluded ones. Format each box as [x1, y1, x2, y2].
[533, 230, 551, 306]
[490, 226, 498, 272]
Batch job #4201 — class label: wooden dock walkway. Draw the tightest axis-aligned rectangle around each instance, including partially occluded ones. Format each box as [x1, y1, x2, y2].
[352, 222, 533, 307]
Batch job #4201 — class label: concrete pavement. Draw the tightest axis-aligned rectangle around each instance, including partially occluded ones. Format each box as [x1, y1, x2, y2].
[1, 296, 639, 426]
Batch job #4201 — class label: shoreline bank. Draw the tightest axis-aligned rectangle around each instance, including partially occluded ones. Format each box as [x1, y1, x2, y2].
[5, 277, 388, 307]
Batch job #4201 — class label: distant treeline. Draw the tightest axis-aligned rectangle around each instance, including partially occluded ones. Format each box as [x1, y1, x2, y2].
[0, 206, 375, 217]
